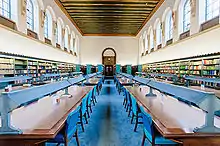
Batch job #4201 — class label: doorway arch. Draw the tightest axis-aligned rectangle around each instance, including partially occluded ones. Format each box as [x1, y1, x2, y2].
[102, 48, 116, 65]
[102, 48, 116, 76]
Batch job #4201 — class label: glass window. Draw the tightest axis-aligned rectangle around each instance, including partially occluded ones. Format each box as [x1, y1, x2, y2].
[205, 0, 220, 21]
[145, 36, 148, 51]
[0, 0, 11, 19]
[44, 14, 49, 38]
[64, 29, 68, 49]
[166, 11, 173, 41]
[156, 22, 162, 45]
[183, 0, 191, 32]
[26, 0, 34, 30]
[55, 27, 58, 44]
[150, 29, 154, 49]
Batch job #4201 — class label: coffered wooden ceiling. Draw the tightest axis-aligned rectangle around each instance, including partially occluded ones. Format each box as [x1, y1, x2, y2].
[56, 0, 164, 36]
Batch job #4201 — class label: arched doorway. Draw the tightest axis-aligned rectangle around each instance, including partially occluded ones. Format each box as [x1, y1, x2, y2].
[102, 48, 116, 76]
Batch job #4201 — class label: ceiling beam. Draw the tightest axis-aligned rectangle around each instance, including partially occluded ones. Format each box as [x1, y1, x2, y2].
[63, 3, 157, 7]
[65, 7, 154, 10]
[60, 0, 159, 3]
[67, 9, 151, 13]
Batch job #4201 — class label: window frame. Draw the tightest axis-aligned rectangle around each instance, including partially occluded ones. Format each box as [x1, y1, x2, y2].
[26, 0, 34, 31]
[156, 22, 162, 46]
[183, 0, 191, 32]
[44, 14, 49, 39]
[205, 0, 220, 21]
[0, 0, 11, 19]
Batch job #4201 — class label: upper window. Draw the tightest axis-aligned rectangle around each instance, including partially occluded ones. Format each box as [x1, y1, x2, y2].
[44, 10, 53, 39]
[205, 0, 220, 21]
[144, 35, 148, 52]
[156, 22, 162, 45]
[26, 0, 34, 30]
[64, 28, 69, 49]
[44, 14, 49, 38]
[183, 0, 191, 32]
[165, 10, 173, 41]
[56, 19, 62, 45]
[149, 29, 154, 50]
[0, 0, 11, 19]
[70, 35, 74, 51]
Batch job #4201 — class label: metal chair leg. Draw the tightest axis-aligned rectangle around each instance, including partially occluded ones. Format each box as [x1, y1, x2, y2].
[131, 113, 134, 124]
[128, 106, 132, 117]
[75, 130, 80, 146]
[84, 114, 88, 124]
[134, 115, 138, 132]
[141, 134, 146, 146]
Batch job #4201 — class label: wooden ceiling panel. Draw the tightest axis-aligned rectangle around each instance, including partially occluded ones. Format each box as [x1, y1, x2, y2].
[56, 0, 164, 36]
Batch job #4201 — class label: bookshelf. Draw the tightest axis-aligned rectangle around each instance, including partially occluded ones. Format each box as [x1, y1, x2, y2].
[14, 59, 28, 75]
[142, 54, 220, 88]
[0, 54, 76, 79]
[0, 57, 14, 76]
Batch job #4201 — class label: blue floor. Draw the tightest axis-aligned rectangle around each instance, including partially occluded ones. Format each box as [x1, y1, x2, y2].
[47, 79, 148, 146]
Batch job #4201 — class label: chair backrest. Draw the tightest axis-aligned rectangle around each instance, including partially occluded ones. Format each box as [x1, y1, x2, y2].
[81, 94, 89, 114]
[127, 92, 132, 104]
[131, 95, 137, 114]
[66, 106, 80, 140]
[87, 91, 92, 105]
[93, 86, 97, 96]
[140, 106, 154, 138]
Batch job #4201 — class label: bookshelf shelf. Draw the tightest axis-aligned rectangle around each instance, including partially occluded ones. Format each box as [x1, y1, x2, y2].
[0, 53, 76, 79]
[142, 54, 220, 88]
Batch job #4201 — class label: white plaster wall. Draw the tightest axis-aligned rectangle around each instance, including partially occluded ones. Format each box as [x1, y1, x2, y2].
[140, 26, 220, 64]
[0, 26, 78, 63]
[0, 0, 81, 64]
[80, 36, 139, 65]
[138, 0, 220, 64]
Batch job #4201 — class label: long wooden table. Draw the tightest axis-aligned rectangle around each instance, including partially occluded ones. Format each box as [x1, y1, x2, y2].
[126, 86, 220, 146]
[0, 86, 93, 146]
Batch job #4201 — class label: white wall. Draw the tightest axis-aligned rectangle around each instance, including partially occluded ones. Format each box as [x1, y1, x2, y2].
[138, 0, 220, 64]
[140, 26, 220, 64]
[80, 36, 139, 65]
[0, 26, 78, 63]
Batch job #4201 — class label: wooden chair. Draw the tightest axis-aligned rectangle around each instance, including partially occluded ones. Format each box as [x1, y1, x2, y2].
[47, 106, 81, 146]
[140, 107, 178, 146]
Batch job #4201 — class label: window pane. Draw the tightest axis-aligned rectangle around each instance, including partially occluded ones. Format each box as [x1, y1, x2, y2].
[44, 15, 49, 38]
[156, 23, 162, 45]
[183, 0, 191, 32]
[26, 0, 34, 30]
[205, 0, 220, 21]
[0, 0, 11, 19]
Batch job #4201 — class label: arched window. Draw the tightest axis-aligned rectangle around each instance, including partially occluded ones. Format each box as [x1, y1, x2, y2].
[44, 14, 49, 38]
[26, 0, 34, 30]
[144, 35, 148, 52]
[0, 0, 11, 19]
[165, 10, 173, 41]
[70, 34, 74, 52]
[44, 10, 52, 39]
[205, 0, 220, 21]
[64, 27, 69, 49]
[56, 19, 63, 45]
[183, 0, 191, 32]
[156, 22, 162, 46]
[149, 29, 154, 50]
